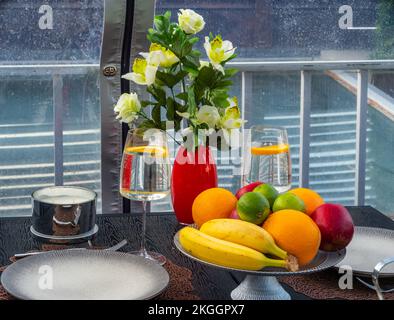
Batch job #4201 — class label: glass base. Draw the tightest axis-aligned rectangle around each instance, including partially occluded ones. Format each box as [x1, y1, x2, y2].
[130, 249, 167, 266]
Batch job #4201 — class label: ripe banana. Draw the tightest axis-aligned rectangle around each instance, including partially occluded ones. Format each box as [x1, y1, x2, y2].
[200, 219, 291, 260]
[179, 227, 298, 271]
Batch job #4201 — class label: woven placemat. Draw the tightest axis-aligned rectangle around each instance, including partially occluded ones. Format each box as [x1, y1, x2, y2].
[279, 269, 394, 300]
[0, 247, 200, 300]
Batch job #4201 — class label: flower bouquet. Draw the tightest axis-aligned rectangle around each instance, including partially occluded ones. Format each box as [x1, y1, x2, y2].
[114, 8, 244, 148]
[114, 9, 244, 224]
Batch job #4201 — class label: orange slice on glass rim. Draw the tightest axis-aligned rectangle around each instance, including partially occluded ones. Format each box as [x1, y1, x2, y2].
[251, 144, 289, 155]
[126, 146, 168, 157]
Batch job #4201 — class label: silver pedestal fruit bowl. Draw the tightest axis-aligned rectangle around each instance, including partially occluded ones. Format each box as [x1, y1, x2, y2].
[174, 231, 345, 300]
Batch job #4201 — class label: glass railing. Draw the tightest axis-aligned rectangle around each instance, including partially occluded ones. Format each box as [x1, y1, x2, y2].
[1, 63, 394, 217]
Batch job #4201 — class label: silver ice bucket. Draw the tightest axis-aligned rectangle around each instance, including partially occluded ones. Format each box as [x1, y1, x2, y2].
[31, 186, 98, 243]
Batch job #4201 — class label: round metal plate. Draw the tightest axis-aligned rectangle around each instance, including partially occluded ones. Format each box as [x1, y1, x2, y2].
[174, 231, 345, 276]
[30, 224, 99, 241]
[1, 250, 169, 300]
[335, 226, 394, 277]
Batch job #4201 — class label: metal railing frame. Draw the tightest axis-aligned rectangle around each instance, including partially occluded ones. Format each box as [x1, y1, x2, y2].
[1, 59, 394, 208]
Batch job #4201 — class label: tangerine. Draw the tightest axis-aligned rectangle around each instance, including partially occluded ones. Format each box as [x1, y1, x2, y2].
[263, 209, 321, 266]
[192, 188, 237, 228]
[288, 188, 324, 215]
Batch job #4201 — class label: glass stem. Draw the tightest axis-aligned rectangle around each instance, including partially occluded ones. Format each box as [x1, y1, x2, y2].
[140, 200, 148, 256]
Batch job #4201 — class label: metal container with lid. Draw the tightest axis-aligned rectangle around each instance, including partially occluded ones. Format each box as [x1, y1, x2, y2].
[31, 186, 98, 243]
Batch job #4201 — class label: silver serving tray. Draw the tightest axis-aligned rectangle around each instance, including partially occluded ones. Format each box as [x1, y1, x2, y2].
[335, 226, 394, 277]
[1, 250, 169, 300]
[174, 231, 345, 276]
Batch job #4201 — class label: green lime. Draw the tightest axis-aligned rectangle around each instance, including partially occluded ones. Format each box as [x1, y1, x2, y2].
[272, 193, 306, 213]
[237, 192, 271, 225]
[253, 183, 279, 208]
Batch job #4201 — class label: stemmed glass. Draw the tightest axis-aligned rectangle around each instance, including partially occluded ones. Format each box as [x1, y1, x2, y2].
[243, 126, 291, 193]
[120, 128, 171, 265]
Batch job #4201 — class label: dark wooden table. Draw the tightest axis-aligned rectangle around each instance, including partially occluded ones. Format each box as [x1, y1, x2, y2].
[0, 206, 393, 300]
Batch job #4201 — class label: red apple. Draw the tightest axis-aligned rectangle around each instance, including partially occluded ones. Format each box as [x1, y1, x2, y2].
[235, 181, 263, 199]
[310, 203, 354, 252]
[229, 208, 240, 219]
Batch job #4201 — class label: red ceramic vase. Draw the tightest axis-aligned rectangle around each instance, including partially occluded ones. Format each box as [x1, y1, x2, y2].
[171, 145, 218, 224]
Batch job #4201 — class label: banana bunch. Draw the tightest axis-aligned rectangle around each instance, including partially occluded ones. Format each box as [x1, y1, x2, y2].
[179, 219, 299, 271]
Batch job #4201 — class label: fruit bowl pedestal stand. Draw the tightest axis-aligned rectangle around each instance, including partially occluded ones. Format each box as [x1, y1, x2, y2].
[174, 232, 346, 300]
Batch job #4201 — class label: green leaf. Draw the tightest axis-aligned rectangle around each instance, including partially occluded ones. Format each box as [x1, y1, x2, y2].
[181, 41, 193, 56]
[160, 121, 168, 131]
[188, 37, 200, 45]
[181, 54, 200, 70]
[152, 105, 162, 125]
[156, 70, 188, 88]
[190, 50, 201, 57]
[195, 66, 216, 88]
[176, 92, 189, 102]
[154, 12, 171, 33]
[187, 86, 197, 116]
[222, 53, 237, 64]
[163, 10, 171, 20]
[184, 66, 199, 77]
[174, 70, 189, 82]
[141, 100, 155, 108]
[174, 120, 181, 132]
[215, 80, 233, 88]
[147, 85, 166, 105]
[224, 68, 239, 78]
[154, 16, 165, 32]
[138, 120, 157, 132]
[147, 32, 167, 48]
[156, 71, 178, 88]
[210, 88, 230, 108]
[166, 97, 175, 121]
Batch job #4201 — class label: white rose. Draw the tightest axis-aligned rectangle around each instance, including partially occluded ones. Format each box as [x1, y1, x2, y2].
[196, 105, 221, 128]
[114, 93, 141, 123]
[178, 9, 205, 34]
[204, 35, 236, 74]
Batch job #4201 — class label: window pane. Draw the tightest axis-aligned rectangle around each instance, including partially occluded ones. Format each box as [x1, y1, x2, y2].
[366, 70, 394, 218]
[151, 1, 394, 218]
[0, 1, 103, 216]
[157, 0, 393, 61]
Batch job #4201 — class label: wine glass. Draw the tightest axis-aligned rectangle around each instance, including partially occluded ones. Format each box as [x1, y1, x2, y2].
[243, 126, 291, 193]
[120, 128, 171, 265]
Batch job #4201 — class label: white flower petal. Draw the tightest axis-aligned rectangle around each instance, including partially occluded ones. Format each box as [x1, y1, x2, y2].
[144, 65, 158, 86]
[176, 111, 190, 119]
[211, 62, 225, 74]
[139, 52, 149, 60]
[122, 72, 146, 85]
[196, 105, 221, 128]
[178, 9, 205, 34]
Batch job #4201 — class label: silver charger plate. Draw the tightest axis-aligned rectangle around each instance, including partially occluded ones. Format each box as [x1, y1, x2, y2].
[335, 226, 394, 277]
[1, 250, 169, 300]
[174, 231, 345, 276]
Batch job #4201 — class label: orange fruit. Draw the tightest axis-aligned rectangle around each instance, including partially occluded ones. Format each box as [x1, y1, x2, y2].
[263, 210, 321, 266]
[288, 188, 324, 215]
[192, 188, 237, 228]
